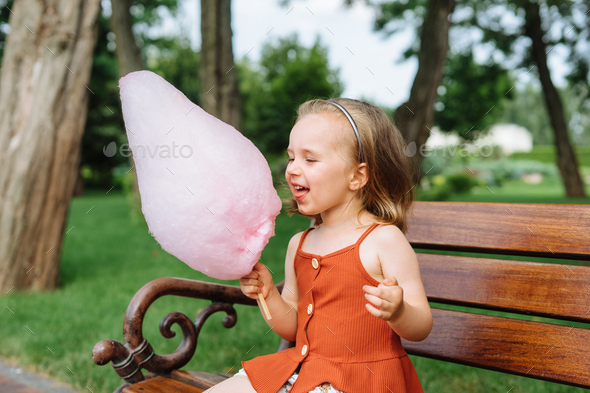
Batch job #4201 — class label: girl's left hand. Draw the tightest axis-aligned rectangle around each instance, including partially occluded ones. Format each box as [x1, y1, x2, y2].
[363, 277, 405, 322]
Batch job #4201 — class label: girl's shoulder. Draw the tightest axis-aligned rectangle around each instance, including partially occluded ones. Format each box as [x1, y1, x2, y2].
[287, 230, 306, 254]
[369, 223, 413, 253]
[373, 222, 405, 237]
[369, 223, 419, 274]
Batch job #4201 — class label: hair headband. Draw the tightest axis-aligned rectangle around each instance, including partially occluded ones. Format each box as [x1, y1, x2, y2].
[325, 100, 365, 163]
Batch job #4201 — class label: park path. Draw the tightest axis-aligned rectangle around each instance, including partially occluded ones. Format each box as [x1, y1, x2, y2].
[0, 373, 44, 393]
[0, 359, 79, 393]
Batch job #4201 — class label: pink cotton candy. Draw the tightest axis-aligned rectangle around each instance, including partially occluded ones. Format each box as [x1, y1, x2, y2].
[119, 70, 282, 280]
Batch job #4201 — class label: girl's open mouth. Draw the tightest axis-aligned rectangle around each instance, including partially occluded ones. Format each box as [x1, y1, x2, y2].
[295, 187, 309, 200]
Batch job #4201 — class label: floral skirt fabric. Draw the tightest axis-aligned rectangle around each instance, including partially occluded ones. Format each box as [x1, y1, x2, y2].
[235, 366, 345, 393]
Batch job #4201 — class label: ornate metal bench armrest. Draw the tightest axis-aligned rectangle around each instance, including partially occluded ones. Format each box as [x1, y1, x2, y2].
[92, 277, 284, 386]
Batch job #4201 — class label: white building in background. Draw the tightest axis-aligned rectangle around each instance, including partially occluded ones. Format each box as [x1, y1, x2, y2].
[425, 124, 533, 155]
[477, 124, 533, 154]
[424, 127, 461, 147]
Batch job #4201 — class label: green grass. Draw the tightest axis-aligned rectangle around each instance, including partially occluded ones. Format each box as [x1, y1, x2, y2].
[510, 145, 590, 167]
[420, 176, 590, 204]
[0, 183, 588, 392]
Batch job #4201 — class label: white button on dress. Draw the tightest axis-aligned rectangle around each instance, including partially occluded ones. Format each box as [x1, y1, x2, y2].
[311, 258, 319, 269]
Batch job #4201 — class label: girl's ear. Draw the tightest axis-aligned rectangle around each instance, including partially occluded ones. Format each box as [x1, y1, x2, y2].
[349, 163, 369, 191]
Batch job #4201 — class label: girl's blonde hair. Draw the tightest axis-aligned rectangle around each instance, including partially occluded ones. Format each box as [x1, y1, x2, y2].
[279, 98, 416, 233]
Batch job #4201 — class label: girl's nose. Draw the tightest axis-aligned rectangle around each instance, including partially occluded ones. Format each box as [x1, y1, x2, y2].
[286, 159, 302, 177]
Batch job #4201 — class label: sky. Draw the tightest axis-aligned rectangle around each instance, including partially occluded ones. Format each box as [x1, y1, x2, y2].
[151, 0, 569, 110]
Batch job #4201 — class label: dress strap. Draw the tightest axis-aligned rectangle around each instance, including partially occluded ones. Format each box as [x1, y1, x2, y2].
[297, 222, 379, 254]
[354, 223, 380, 246]
[297, 226, 316, 253]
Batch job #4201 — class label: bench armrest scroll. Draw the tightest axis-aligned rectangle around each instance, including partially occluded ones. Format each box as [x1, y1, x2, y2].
[93, 277, 262, 385]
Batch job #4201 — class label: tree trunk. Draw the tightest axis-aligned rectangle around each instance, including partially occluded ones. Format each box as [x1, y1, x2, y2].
[110, 0, 142, 77]
[395, 0, 455, 180]
[110, 0, 143, 210]
[0, 0, 101, 292]
[524, 1, 586, 198]
[200, 0, 241, 129]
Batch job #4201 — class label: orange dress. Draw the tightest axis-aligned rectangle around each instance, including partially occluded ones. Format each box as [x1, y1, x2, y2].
[242, 223, 424, 393]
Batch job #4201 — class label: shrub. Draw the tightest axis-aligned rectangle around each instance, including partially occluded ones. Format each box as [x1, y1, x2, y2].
[446, 173, 479, 194]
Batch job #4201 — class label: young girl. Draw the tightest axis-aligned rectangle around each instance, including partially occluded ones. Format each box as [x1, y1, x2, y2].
[205, 98, 432, 393]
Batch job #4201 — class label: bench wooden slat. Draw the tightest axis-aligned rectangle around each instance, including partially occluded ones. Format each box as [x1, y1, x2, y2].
[169, 370, 230, 389]
[406, 202, 590, 259]
[402, 308, 590, 388]
[418, 253, 590, 323]
[122, 376, 205, 393]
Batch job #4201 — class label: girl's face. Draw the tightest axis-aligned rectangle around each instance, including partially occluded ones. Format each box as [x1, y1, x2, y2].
[285, 112, 358, 217]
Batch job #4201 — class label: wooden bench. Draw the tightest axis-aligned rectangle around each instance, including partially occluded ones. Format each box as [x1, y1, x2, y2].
[93, 201, 590, 392]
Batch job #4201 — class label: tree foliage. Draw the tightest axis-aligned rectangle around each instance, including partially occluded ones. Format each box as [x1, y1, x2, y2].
[128, 0, 180, 45]
[455, 0, 590, 135]
[459, 0, 588, 73]
[239, 33, 344, 158]
[435, 50, 513, 140]
[498, 82, 590, 145]
[148, 35, 201, 106]
[373, 0, 428, 60]
[370, 0, 514, 141]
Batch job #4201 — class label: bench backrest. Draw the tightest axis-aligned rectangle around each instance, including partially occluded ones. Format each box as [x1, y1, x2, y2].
[402, 202, 590, 388]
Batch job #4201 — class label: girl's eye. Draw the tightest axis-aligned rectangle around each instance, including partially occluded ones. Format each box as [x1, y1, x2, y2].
[287, 158, 315, 162]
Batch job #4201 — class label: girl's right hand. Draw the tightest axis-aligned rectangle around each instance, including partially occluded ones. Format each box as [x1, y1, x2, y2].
[239, 261, 274, 300]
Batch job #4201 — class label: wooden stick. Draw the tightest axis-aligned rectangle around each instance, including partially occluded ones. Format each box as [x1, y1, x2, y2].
[257, 292, 272, 320]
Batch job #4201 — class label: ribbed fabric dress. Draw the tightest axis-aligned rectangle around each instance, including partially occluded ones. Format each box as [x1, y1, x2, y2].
[242, 223, 424, 393]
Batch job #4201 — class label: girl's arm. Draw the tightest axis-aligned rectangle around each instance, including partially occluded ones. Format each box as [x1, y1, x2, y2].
[239, 233, 301, 342]
[362, 225, 433, 342]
